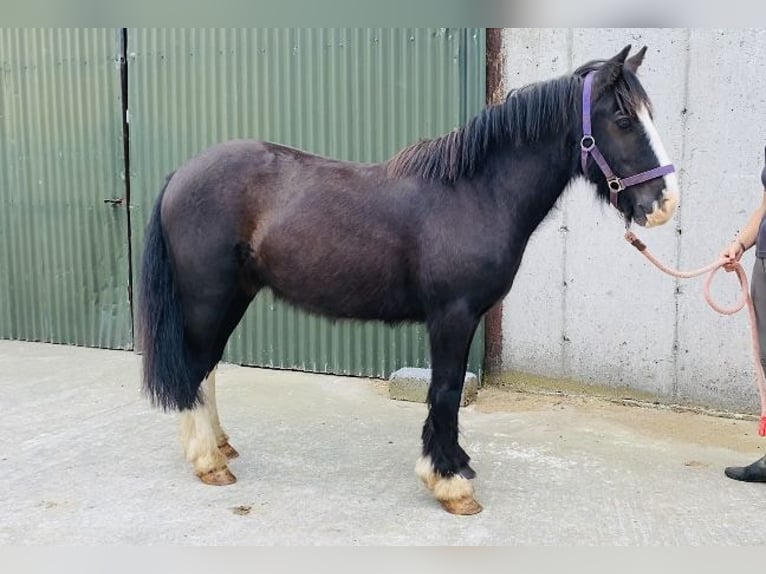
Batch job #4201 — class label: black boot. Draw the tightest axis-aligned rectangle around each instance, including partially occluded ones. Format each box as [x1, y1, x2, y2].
[724, 454, 766, 482]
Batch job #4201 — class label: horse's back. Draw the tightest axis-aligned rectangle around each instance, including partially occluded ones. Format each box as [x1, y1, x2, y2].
[162, 138, 381, 214]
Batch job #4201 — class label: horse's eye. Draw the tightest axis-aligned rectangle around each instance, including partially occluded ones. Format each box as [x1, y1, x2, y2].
[616, 116, 632, 129]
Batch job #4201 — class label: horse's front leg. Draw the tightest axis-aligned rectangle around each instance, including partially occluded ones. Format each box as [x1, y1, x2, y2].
[180, 369, 237, 485]
[416, 302, 482, 515]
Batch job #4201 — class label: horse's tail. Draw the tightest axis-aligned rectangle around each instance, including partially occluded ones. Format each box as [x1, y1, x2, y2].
[137, 172, 200, 411]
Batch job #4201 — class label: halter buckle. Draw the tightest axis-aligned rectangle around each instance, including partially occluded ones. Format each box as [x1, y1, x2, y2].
[580, 135, 596, 152]
[607, 177, 625, 193]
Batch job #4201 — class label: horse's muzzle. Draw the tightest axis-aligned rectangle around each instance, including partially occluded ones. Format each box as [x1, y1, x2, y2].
[644, 191, 678, 228]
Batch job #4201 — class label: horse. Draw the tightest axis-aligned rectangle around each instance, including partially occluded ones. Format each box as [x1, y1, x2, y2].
[138, 45, 679, 515]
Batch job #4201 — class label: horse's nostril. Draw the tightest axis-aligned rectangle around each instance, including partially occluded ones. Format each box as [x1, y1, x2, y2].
[639, 199, 661, 216]
[632, 200, 658, 225]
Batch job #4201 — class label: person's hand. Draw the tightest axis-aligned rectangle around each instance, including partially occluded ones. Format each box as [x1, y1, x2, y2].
[721, 240, 745, 272]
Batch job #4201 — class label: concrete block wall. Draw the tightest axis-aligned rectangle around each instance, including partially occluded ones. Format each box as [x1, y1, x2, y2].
[500, 28, 766, 413]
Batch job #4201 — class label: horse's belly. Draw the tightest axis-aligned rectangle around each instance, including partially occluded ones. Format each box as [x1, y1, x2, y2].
[260, 250, 423, 322]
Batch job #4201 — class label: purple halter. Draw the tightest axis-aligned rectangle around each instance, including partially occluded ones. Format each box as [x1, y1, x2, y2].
[580, 71, 676, 208]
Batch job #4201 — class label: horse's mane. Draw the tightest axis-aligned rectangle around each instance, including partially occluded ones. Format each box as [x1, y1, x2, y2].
[386, 60, 651, 183]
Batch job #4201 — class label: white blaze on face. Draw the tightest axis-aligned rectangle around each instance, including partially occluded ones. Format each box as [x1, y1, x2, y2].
[636, 104, 679, 227]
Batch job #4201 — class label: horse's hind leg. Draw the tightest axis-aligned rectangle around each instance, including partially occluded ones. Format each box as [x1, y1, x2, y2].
[205, 369, 239, 459]
[416, 302, 482, 515]
[180, 370, 236, 485]
[180, 287, 255, 485]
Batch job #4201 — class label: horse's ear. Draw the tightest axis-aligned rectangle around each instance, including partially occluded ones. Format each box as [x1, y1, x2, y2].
[612, 44, 632, 65]
[596, 45, 632, 89]
[625, 46, 648, 74]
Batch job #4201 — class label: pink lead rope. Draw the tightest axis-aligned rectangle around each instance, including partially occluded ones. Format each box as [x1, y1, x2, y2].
[625, 231, 766, 436]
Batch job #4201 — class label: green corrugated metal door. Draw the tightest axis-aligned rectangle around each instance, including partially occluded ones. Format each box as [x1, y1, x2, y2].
[128, 28, 486, 378]
[0, 29, 132, 348]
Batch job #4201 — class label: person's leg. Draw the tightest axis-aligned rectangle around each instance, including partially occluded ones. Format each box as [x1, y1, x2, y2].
[725, 257, 766, 482]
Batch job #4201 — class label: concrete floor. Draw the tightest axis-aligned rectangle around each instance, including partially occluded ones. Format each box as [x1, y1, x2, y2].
[1, 340, 766, 545]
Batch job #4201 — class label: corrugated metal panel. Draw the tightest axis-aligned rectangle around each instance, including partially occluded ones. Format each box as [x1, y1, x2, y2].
[0, 29, 132, 348]
[128, 28, 485, 378]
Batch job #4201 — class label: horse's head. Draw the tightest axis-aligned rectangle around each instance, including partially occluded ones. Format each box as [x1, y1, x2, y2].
[579, 45, 678, 228]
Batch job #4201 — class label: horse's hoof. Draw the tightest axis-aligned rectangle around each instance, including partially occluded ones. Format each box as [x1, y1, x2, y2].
[432, 473, 481, 515]
[440, 497, 483, 515]
[199, 467, 237, 486]
[219, 442, 240, 459]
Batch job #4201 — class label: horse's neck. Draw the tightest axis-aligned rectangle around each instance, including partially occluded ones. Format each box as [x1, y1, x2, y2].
[477, 138, 579, 238]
